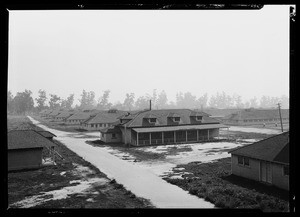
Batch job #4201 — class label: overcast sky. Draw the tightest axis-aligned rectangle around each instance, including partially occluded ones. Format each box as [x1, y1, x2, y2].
[8, 5, 290, 105]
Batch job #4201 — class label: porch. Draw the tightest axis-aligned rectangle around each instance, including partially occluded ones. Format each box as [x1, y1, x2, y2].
[130, 124, 226, 146]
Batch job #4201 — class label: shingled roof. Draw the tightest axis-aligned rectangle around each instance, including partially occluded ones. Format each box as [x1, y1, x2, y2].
[229, 131, 289, 164]
[55, 111, 75, 118]
[66, 112, 94, 121]
[48, 110, 64, 117]
[120, 109, 220, 128]
[83, 110, 128, 124]
[8, 130, 57, 150]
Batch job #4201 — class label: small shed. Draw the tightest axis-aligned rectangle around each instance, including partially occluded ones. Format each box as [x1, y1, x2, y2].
[229, 131, 289, 190]
[100, 126, 122, 143]
[8, 130, 57, 171]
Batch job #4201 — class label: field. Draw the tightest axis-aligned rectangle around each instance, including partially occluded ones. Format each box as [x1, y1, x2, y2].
[7, 114, 290, 211]
[7, 115, 153, 209]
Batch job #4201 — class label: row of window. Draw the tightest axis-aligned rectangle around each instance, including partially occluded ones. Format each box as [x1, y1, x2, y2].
[244, 118, 289, 122]
[90, 123, 111, 128]
[146, 116, 203, 124]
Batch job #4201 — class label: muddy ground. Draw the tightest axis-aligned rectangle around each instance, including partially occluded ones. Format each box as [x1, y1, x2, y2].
[7, 115, 153, 209]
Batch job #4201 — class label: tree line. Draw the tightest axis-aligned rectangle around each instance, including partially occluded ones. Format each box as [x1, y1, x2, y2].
[7, 89, 289, 115]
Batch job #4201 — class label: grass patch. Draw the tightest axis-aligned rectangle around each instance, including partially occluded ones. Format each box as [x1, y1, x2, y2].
[163, 158, 289, 212]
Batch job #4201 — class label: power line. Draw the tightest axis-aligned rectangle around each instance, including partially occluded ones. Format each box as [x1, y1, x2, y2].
[277, 103, 284, 132]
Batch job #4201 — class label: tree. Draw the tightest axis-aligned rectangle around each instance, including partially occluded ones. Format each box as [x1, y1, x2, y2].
[79, 90, 96, 110]
[65, 94, 74, 109]
[49, 94, 61, 109]
[135, 96, 150, 110]
[208, 95, 218, 108]
[259, 95, 271, 108]
[60, 94, 74, 110]
[13, 90, 34, 114]
[249, 97, 258, 108]
[176, 92, 197, 109]
[7, 91, 14, 113]
[97, 90, 112, 110]
[280, 95, 289, 109]
[197, 93, 208, 110]
[156, 90, 168, 109]
[35, 89, 47, 112]
[112, 101, 125, 110]
[234, 95, 244, 108]
[123, 93, 135, 111]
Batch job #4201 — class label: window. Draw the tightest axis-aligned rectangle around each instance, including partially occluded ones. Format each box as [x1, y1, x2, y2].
[196, 116, 202, 121]
[149, 118, 156, 123]
[173, 117, 180, 122]
[283, 166, 289, 176]
[238, 156, 243, 165]
[238, 156, 250, 167]
[112, 133, 116, 138]
[244, 157, 250, 166]
[91, 124, 94, 127]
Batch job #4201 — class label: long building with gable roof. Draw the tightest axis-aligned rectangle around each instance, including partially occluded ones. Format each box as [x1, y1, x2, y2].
[100, 109, 227, 146]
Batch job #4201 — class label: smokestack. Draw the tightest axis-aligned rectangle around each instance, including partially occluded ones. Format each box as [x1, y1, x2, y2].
[150, 100, 152, 110]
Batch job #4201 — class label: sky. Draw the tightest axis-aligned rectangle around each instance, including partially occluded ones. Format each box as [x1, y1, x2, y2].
[8, 5, 291, 105]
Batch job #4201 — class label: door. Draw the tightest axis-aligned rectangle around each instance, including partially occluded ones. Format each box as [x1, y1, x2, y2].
[260, 161, 272, 184]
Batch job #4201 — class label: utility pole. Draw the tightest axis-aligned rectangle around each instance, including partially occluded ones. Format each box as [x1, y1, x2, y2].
[277, 103, 284, 132]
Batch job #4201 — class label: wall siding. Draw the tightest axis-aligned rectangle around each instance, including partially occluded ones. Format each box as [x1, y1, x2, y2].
[231, 155, 289, 190]
[102, 133, 122, 143]
[272, 163, 289, 191]
[231, 154, 260, 181]
[8, 149, 43, 171]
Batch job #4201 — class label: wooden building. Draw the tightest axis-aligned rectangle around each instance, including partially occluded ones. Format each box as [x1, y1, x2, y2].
[100, 109, 227, 146]
[229, 132, 289, 190]
[82, 109, 127, 131]
[8, 130, 57, 171]
[222, 108, 289, 126]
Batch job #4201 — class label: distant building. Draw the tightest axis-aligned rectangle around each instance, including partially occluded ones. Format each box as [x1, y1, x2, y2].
[229, 132, 289, 190]
[222, 108, 289, 126]
[82, 109, 127, 131]
[100, 126, 122, 143]
[53, 111, 75, 122]
[40, 109, 53, 117]
[100, 109, 227, 146]
[7, 130, 57, 171]
[65, 111, 99, 126]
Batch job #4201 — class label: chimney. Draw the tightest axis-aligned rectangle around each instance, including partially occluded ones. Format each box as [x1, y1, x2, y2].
[150, 100, 152, 110]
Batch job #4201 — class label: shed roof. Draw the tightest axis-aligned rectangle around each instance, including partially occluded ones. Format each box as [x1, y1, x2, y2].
[8, 130, 57, 150]
[229, 131, 289, 164]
